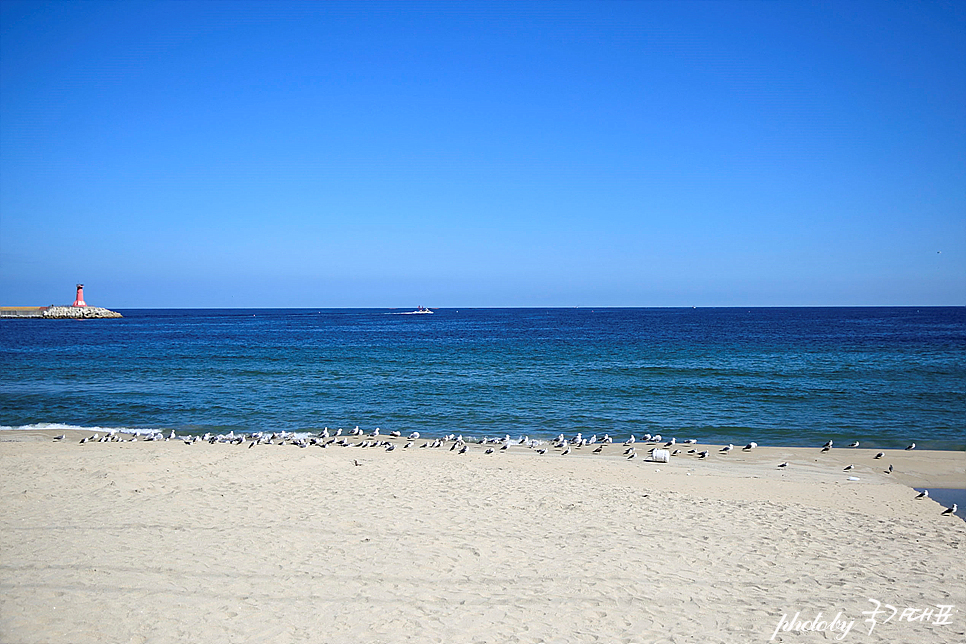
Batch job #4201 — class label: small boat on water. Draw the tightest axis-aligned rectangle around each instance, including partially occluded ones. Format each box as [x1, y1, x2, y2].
[395, 306, 434, 315]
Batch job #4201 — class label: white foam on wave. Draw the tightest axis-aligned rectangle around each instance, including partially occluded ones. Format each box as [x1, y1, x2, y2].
[0, 423, 160, 435]
[1, 423, 315, 440]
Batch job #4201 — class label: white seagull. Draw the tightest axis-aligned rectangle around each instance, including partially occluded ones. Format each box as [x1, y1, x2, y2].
[916, 490, 929, 499]
[720, 444, 733, 453]
[848, 441, 859, 447]
[941, 504, 957, 516]
[905, 443, 916, 450]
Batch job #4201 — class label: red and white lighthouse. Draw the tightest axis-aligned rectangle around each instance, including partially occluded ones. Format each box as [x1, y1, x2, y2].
[72, 284, 87, 307]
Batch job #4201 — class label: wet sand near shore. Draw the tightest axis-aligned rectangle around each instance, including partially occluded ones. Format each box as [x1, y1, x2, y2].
[2, 429, 964, 643]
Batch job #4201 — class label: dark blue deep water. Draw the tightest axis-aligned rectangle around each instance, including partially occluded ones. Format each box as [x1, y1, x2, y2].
[2, 308, 964, 450]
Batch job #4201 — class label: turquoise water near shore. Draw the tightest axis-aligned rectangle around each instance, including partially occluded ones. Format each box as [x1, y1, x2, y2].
[1, 307, 963, 450]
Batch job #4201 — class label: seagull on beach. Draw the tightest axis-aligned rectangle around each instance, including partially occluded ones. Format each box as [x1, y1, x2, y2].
[743, 442, 757, 451]
[593, 445, 603, 454]
[942, 504, 957, 516]
[874, 452, 884, 459]
[822, 440, 833, 450]
[697, 450, 710, 459]
[720, 444, 733, 453]
[905, 443, 916, 450]
[843, 464, 853, 471]
[778, 462, 788, 468]
[886, 464, 893, 474]
[916, 490, 929, 499]
[627, 450, 637, 460]
[53, 434, 66, 441]
[848, 441, 859, 447]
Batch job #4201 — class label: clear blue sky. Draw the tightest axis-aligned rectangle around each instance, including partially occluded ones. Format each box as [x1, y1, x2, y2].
[1, 0, 963, 307]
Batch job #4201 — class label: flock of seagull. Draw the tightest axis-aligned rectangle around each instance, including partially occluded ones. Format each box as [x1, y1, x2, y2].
[57, 428, 957, 516]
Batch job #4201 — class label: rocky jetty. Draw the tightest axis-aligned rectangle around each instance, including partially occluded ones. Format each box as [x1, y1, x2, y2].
[42, 306, 122, 319]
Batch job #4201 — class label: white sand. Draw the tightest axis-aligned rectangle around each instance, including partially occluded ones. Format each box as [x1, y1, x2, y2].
[2, 429, 964, 643]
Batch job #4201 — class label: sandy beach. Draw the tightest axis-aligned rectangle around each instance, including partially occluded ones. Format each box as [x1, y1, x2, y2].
[1, 429, 963, 644]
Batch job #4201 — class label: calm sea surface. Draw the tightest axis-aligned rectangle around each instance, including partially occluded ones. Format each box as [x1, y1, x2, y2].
[1, 307, 964, 450]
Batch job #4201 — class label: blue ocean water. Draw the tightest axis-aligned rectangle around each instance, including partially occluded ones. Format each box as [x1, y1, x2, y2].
[1, 307, 964, 450]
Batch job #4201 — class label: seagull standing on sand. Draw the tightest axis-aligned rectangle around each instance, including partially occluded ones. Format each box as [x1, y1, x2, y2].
[778, 462, 788, 468]
[906, 442, 916, 450]
[942, 504, 957, 516]
[848, 441, 859, 447]
[720, 444, 733, 453]
[843, 464, 853, 471]
[874, 452, 884, 459]
[743, 442, 757, 451]
[916, 490, 929, 499]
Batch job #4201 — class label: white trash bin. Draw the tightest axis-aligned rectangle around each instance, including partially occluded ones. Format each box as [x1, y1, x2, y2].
[651, 449, 670, 463]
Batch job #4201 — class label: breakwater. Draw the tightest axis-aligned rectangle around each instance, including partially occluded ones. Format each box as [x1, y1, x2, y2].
[0, 306, 122, 319]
